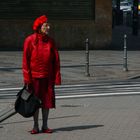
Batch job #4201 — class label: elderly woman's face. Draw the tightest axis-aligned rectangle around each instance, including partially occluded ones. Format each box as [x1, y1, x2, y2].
[40, 22, 50, 35]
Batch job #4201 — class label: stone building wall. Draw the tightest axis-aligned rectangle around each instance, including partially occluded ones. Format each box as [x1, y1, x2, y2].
[0, 0, 112, 50]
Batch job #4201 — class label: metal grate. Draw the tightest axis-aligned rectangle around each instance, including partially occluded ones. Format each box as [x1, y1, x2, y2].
[0, 0, 95, 20]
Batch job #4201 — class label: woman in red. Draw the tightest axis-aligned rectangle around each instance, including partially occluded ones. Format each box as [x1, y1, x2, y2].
[22, 15, 61, 134]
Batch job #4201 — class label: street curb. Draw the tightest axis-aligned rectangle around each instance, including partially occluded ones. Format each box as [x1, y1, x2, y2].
[128, 75, 140, 80]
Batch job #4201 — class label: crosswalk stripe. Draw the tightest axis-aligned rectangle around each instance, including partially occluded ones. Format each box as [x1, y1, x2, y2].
[0, 80, 140, 99]
[56, 91, 140, 99]
[0, 91, 140, 99]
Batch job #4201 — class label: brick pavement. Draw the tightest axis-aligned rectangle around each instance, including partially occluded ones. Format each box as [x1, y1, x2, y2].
[0, 50, 140, 139]
[0, 50, 140, 87]
[1, 95, 140, 140]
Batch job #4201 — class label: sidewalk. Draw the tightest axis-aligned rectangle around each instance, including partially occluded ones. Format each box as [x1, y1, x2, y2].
[1, 95, 140, 140]
[0, 50, 140, 87]
[0, 50, 140, 140]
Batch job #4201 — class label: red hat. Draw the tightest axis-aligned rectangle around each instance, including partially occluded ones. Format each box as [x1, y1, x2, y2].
[33, 15, 48, 31]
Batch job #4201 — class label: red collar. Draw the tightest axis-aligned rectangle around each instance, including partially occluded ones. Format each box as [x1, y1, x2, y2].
[36, 33, 48, 42]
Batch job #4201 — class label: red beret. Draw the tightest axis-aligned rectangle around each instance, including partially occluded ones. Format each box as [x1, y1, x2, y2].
[33, 15, 48, 31]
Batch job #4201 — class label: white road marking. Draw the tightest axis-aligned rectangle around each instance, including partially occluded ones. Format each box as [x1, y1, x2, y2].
[56, 91, 140, 99]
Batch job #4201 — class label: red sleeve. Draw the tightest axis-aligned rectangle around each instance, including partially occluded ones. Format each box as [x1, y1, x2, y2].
[53, 44, 61, 85]
[22, 37, 32, 84]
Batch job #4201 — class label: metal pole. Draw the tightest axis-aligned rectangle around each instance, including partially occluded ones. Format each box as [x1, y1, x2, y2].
[123, 12, 127, 26]
[85, 38, 90, 76]
[123, 34, 128, 71]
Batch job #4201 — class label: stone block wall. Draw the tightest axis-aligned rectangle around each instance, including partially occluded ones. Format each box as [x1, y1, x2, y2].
[0, 0, 112, 50]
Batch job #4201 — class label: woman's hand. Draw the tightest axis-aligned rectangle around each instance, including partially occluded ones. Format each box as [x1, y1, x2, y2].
[25, 83, 33, 93]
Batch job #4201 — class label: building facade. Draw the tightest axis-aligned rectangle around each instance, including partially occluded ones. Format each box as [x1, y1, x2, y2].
[0, 0, 112, 50]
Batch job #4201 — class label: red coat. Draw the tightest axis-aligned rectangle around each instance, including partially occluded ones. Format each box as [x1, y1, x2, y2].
[22, 33, 61, 85]
[22, 33, 61, 108]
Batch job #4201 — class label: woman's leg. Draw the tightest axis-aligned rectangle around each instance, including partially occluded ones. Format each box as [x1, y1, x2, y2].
[33, 109, 39, 130]
[42, 108, 49, 129]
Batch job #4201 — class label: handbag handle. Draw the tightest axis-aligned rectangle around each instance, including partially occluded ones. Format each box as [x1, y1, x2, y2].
[24, 83, 34, 94]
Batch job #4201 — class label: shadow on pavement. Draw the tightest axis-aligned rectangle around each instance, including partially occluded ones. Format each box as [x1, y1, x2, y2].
[53, 124, 104, 132]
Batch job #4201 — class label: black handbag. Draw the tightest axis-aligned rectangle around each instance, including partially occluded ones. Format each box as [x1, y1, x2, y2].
[15, 86, 41, 118]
